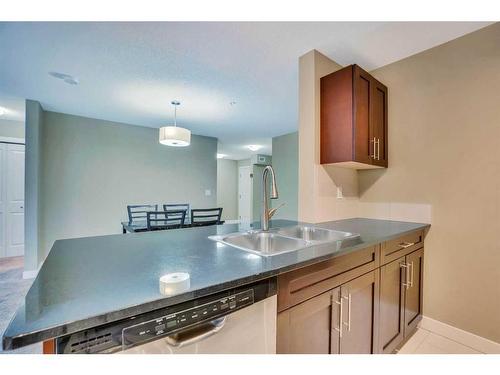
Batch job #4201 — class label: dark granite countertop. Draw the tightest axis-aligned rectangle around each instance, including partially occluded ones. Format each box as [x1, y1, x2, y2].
[2, 218, 429, 350]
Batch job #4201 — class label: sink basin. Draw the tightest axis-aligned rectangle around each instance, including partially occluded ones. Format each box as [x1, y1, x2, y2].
[275, 226, 358, 243]
[209, 231, 311, 256]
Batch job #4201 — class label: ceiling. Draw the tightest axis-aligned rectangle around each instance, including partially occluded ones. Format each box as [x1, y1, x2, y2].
[0, 22, 491, 159]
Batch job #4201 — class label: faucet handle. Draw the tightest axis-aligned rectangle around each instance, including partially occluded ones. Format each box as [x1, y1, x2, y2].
[268, 202, 286, 219]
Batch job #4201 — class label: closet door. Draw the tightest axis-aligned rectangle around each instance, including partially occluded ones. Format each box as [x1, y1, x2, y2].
[0, 143, 5, 257]
[5, 144, 25, 257]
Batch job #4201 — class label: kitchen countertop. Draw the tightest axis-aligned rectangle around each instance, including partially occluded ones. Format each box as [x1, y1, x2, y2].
[2, 218, 429, 350]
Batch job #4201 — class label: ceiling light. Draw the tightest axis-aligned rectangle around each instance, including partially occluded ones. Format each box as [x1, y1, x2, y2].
[0, 107, 6, 116]
[247, 145, 262, 151]
[216, 153, 226, 159]
[49, 71, 79, 85]
[159, 101, 191, 147]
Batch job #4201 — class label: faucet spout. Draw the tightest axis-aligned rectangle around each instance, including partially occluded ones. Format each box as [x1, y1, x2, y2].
[262, 165, 279, 231]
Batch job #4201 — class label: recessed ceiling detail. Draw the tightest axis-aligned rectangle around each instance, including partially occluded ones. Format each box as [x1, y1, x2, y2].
[49, 71, 79, 85]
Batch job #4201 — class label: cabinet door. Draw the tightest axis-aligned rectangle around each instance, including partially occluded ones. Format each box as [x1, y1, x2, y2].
[404, 248, 424, 336]
[353, 65, 373, 165]
[378, 256, 405, 353]
[338, 270, 380, 354]
[277, 290, 333, 354]
[371, 80, 388, 167]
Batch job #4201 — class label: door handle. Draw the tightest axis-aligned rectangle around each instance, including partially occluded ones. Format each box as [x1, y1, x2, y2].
[401, 262, 410, 290]
[164, 317, 226, 348]
[342, 294, 351, 332]
[333, 295, 343, 338]
[377, 138, 380, 160]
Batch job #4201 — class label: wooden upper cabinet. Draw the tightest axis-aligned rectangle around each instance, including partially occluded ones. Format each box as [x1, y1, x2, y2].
[320, 64, 388, 169]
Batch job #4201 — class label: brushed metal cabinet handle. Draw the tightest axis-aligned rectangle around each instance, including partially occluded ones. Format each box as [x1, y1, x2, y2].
[377, 138, 380, 160]
[371, 137, 376, 159]
[333, 295, 343, 338]
[342, 294, 352, 332]
[399, 242, 415, 249]
[409, 261, 414, 288]
[401, 262, 410, 290]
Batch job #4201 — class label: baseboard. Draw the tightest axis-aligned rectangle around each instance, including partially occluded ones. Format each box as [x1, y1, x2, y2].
[22, 268, 39, 279]
[419, 316, 500, 354]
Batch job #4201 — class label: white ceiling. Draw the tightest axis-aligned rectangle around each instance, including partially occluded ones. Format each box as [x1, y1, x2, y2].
[0, 22, 491, 159]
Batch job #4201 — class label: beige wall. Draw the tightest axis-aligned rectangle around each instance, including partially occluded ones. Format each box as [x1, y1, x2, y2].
[298, 50, 359, 223]
[217, 158, 238, 220]
[0, 119, 24, 139]
[360, 23, 500, 342]
[298, 24, 500, 342]
[39, 111, 217, 261]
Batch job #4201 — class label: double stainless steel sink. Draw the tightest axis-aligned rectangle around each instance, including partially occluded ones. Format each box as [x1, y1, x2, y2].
[209, 225, 359, 257]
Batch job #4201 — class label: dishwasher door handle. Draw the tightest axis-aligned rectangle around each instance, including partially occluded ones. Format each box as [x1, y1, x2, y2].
[164, 317, 227, 348]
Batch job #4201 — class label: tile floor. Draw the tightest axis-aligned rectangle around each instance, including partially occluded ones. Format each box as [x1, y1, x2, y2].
[398, 328, 482, 354]
[0, 256, 42, 354]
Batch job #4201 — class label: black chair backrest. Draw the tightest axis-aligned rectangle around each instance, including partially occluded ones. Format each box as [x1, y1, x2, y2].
[190, 208, 223, 227]
[146, 210, 186, 231]
[163, 203, 190, 218]
[127, 204, 158, 223]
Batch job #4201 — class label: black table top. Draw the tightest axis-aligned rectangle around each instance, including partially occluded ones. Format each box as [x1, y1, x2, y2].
[2, 218, 429, 350]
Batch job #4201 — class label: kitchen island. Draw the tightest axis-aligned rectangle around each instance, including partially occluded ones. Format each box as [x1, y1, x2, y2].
[2, 218, 429, 352]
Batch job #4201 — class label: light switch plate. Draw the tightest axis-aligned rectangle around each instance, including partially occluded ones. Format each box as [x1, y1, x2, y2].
[205, 189, 212, 196]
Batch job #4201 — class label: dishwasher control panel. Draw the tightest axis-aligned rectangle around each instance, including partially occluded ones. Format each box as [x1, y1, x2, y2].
[55, 277, 275, 354]
[121, 289, 254, 349]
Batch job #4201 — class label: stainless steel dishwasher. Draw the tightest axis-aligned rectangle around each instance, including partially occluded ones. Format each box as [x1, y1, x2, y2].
[55, 278, 277, 354]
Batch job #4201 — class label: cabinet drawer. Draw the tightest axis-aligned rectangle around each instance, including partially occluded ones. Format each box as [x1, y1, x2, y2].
[277, 245, 379, 312]
[381, 231, 423, 265]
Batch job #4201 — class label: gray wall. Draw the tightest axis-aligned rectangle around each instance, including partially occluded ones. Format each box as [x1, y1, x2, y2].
[0, 119, 25, 138]
[38, 111, 217, 261]
[272, 132, 298, 220]
[24, 100, 43, 272]
[216, 159, 238, 220]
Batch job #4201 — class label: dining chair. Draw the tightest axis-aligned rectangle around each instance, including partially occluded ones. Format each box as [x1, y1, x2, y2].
[190, 208, 223, 227]
[127, 204, 158, 223]
[146, 210, 187, 231]
[163, 203, 190, 219]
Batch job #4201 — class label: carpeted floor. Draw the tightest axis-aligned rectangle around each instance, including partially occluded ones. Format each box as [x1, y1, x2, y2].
[0, 257, 42, 354]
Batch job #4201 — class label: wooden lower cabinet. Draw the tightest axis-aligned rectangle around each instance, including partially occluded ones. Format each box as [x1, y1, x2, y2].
[378, 248, 424, 353]
[277, 290, 333, 353]
[332, 270, 380, 354]
[404, 248, 424, 334]
[277, 270, 379, 354]
[379, 256, 406, 353]
[276, 232, 426, 355]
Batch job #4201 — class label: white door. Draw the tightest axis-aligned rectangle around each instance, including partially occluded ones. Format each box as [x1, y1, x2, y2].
[0, 143, 25, 258]
[238, 166, 252, 224]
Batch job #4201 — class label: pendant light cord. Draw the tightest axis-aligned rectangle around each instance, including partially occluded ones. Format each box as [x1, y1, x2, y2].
[174, 104, 177, 127]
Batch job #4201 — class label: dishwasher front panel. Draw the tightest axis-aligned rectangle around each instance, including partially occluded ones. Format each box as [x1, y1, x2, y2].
[55, 277, 277, 354]
[122, 296, 277, 354]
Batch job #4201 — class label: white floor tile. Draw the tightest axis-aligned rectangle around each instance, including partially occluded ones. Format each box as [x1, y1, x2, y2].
[398, 328, 430, 354]
[399, 329, 482, 354]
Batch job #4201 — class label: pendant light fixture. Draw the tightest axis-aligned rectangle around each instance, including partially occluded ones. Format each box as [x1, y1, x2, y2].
[159, 101, 191, 147]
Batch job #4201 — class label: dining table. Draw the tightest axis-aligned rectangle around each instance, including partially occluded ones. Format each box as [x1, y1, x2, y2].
[121, 213, 224, 233]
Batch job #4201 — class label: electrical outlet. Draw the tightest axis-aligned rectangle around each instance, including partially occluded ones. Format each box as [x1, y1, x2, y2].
[336, 186, 343, 199]
[205, 189, 212, 197]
